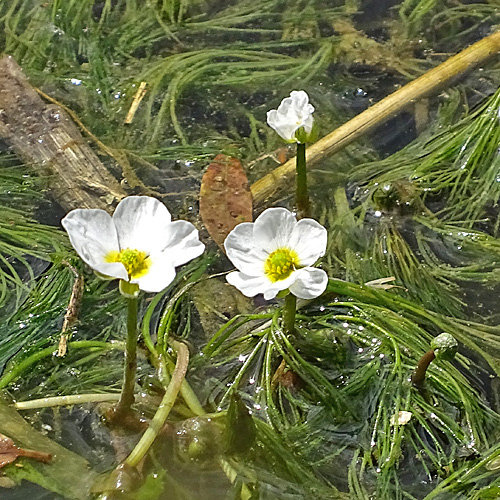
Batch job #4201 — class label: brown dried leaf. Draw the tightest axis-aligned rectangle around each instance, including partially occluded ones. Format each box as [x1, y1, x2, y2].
[200, 154, 253, 249]
[0, 433, 52, 468]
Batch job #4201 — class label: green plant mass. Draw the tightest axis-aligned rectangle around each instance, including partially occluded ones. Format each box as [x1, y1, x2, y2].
[1, 1, 500, 500]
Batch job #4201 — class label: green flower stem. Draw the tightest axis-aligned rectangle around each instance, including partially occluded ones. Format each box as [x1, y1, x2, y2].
[295, 142, 310, 218]
[179, 380, 205, 416]
[125, 340, 189, 468]
[283, 293, 297, 335]
[141, 289, 167, 364]
[15, 393, 128, 410]
[116, 297, 138, 414]
[164, 356, 205, 416]
[0, 340, 117, 391]
[411, 350, 436, 388]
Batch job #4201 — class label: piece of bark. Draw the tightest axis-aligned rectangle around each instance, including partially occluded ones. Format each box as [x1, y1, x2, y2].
[0, 55, 127, 212]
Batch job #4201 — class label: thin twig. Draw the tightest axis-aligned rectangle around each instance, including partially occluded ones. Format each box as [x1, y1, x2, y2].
[124, 82, 147, 125]
[57, 261, 84, 357]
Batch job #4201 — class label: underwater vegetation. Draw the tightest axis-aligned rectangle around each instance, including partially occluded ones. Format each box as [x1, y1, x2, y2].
[1, 0, 500, 499]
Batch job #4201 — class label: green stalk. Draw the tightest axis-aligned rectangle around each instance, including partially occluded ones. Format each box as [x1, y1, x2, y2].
[283, 293, 297, 335]
[295, 142, 310, 218]
[15, 393, 125, 410]
[125, 341, 189, 468]
[116, 297, 138, 414]
[164, 356, 205, 416]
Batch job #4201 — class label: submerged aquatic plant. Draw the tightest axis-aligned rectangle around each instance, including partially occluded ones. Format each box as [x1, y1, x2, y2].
[2, 1, 500, 499]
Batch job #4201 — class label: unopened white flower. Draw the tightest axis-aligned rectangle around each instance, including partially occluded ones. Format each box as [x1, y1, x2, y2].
[266, 90, 315, 143]
[224, 207, 328, 300]
[61, 196, 205, 293]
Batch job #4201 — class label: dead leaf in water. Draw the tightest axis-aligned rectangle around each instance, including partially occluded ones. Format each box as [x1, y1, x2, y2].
[200, 154, 252, 250]
[0, 433, 51, 468]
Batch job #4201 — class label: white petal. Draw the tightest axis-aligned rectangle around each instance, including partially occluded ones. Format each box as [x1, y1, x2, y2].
[224, 222, 267, 275]
[289, 218, 327, 266]
[158, 220, 205, 267]
[261, 271, 301, 300]
[289, 268, 328, 299]
[253, 208, 297, 252]
[61, 209, 128, 280]
[266, 110, 297, 142]
[289, 91, 309, 112]
[132, 254, 176, 293]
[113, 196, 172, 254]
[226, 271, 270, 297]
[302, 112, 314, 134]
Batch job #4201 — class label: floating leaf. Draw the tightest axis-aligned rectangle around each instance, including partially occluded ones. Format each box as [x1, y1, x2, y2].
[200, 154, 252, 249]
[0, 433, 51, 468]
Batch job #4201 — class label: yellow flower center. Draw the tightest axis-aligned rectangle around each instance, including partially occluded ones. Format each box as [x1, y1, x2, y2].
[264, 248, 299, 283]
[105, 248, 151, 279]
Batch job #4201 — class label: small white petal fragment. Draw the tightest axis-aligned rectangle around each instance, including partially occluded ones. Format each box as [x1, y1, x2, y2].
[486, 456, 500, 471]
[62, 196, 204, 293]
[224, 207, 328, 300]
[390, 411, 413, 426]
[266, 90, 315, 143]
[365, 276, 403, 291]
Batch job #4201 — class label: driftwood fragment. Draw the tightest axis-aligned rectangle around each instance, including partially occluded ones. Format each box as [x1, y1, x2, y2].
[0, 55, 127, 212]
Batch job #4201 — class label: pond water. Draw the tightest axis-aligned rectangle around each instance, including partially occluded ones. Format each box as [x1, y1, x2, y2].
[1, 1, 500, 499]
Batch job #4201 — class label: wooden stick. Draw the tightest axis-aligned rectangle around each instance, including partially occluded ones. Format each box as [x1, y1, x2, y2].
[0, 55, 127, 212]
[251, 30, 500, 205]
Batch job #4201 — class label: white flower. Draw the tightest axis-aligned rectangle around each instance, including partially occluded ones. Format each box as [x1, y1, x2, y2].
[266, 90, 315, 143]
[224, 207, 328, 300]
[61, 196, 205, 293]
